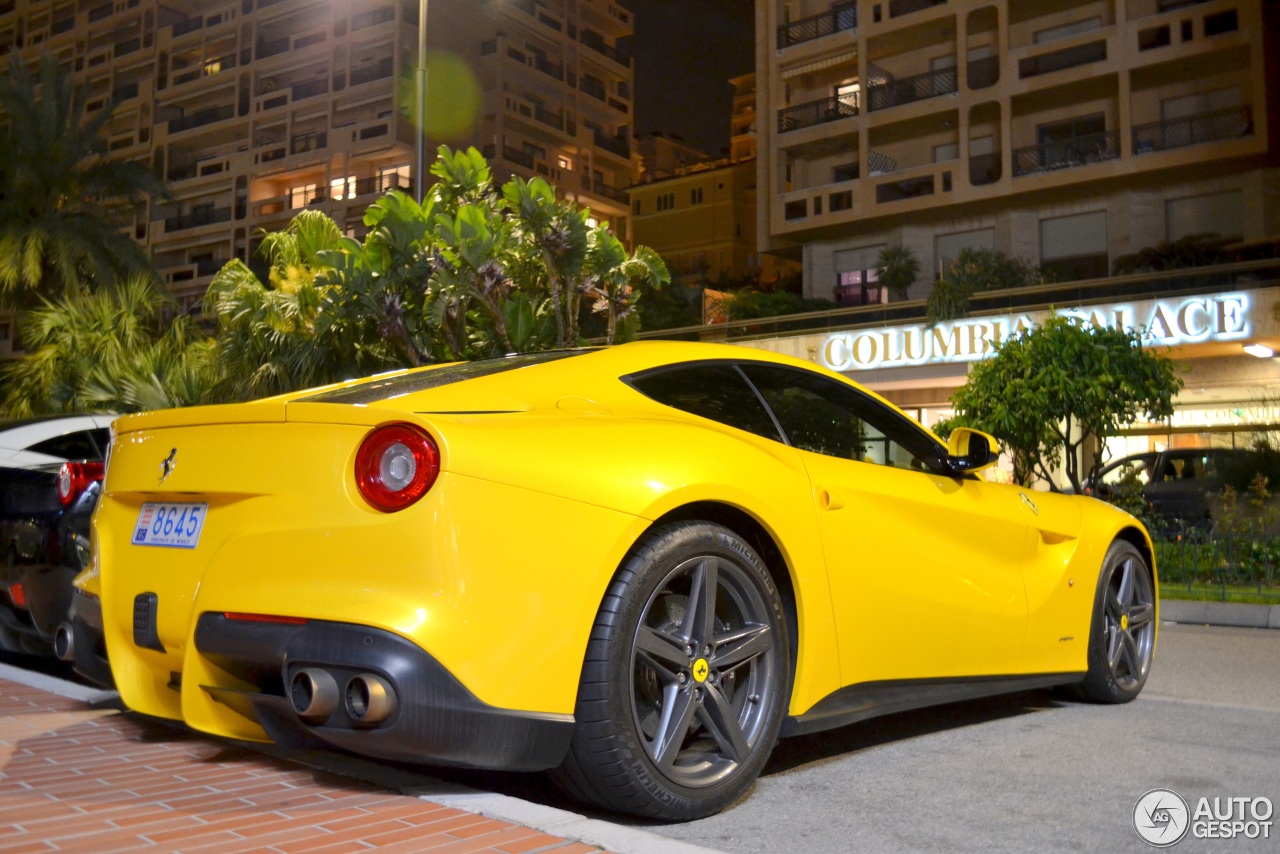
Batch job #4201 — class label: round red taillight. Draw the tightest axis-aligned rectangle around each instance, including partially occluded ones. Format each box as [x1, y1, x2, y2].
[57, 461, 105, 507]
[355, 423, 440, 512]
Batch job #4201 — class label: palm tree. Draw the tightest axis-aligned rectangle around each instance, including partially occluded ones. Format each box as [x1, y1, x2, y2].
[0, 275, 214, 417]
[0, 55, 168, 309]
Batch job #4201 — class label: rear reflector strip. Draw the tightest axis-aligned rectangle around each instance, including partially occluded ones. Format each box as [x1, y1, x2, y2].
[223, 612, 309, 625]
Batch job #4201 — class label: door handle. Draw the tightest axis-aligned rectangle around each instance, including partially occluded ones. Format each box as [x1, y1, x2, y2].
[817, 487, 845, 511]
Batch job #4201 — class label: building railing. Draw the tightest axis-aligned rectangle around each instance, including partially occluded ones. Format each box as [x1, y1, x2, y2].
[1018, 40, 1107, 79]
[777, 96, 859, 133]
[580, 75, 607, 101]
[867, 66, 957, 112]
[1013, 130, 1119, 176]
[593, 130, 631, 159]
[581, 30, 626, 66]
[776, 1, 856, 49]
[164, 207, 231, 232]
[535, 55, 564, 80]
[351, 173, 409, 197]
[1132, 106, 1252, 154]
[291, 78, 328, 101]
[483, 144, 536, 170]
[535, 106, 564, 131]
[167, 104, 235, 133]
[623, 259, 1280, 343]
[350, 57, 394, 86]
[591, 179, 628, 203]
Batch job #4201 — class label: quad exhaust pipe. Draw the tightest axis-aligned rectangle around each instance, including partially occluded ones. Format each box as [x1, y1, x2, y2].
[54, 622, 75, 662]
[289, 668, 397, 726]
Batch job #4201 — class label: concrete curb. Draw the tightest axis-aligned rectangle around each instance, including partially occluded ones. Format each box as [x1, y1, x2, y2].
[1160, 598, 1280, 629]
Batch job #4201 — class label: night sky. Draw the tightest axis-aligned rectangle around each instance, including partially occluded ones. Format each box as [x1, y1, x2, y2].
[623, 0, 755, 157]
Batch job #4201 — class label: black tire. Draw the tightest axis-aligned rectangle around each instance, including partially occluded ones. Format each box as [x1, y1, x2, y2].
[1079, 540, 1156, 703]
[556, 521, 790, 820]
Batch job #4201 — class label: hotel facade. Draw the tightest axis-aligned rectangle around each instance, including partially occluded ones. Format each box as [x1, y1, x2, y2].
[739, 0, 1280, 467]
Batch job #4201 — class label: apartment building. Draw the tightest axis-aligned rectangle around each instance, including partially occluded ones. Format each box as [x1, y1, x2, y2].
[0, 0, 636, 319]
[630, 74, 799, 287]
[756, 0, 1279, 303]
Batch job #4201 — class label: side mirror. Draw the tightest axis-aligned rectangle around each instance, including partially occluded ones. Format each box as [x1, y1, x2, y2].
[946, 427, 999, 475]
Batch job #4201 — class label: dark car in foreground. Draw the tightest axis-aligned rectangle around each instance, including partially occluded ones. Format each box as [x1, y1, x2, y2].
[0, 416, 111, 661]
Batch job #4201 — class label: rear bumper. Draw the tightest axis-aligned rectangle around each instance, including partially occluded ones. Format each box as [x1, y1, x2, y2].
[192, 613, 574, 772]
[69, 590, 115, 688]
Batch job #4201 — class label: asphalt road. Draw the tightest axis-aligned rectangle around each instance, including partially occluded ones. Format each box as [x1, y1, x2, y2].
[638, 623, 1280, 853]
[5, 623, 1276, 853]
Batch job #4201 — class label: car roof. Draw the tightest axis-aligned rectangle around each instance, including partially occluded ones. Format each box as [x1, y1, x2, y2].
[0, 414, 115, 468]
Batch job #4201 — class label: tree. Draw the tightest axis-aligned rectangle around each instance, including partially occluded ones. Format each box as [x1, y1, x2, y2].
[927, 248, 1042, 325]
[875, 245, 920, 299]
[0, 55, 167, 308]
[0, 275, 213, 417]
[944, 314, 1183, 492]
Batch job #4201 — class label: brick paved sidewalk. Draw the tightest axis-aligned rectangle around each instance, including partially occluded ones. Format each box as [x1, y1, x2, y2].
[0, 677, 605, 854]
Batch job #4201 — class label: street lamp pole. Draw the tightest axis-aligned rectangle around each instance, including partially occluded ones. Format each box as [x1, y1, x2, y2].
[414, 0, 429, 201]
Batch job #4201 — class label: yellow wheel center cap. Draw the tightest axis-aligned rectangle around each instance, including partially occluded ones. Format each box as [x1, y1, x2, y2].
[692, 658, 710, 683]
[1121, 614, 1129, 631]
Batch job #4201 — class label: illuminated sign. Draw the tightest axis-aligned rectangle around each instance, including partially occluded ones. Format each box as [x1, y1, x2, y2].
[821, 293, 1250, 372]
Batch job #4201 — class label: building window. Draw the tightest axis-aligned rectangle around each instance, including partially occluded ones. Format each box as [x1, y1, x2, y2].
[633, 199, 642, 214]
[691, 187, 704, 204]
[1040, 211, 1108, 281]
[330, 176, 356, 201]
[833, 245, 886, 305]
[558, 155, 573, 170]
[380, 164, 411, 191]
[1166, 191, 1243, 242]
[656, 192, 675, 211]
[289, 183, 319, 209]
[935, 228, 995, 272]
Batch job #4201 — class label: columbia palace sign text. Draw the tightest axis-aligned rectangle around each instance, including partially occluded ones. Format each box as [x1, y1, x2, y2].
[821, 292, 1251, 372]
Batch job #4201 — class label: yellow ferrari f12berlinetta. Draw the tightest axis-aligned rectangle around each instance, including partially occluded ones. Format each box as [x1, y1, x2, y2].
[75, 341, 1157, 819]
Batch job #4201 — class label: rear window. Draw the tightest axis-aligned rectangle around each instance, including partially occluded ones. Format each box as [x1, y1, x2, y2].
[296, 350, 595, 405]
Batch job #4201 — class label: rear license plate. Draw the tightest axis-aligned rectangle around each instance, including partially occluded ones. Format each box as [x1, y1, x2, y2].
[132, 502, 207, 549]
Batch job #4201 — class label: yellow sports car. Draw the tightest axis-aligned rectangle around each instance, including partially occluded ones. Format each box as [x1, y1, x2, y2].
[77, 341, 1157, 819]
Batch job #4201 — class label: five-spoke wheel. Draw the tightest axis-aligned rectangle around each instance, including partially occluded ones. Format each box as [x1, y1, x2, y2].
[557, 521, 789, 819]
[1081, 540, 1156, 703]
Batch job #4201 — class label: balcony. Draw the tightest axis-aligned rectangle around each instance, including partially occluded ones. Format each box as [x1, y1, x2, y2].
[591, 179, 628, 204]
[168, 104, 235, 134]
[776, 1, 856, 49]
[581, 29, 627, 67]
[1018, 40, 1106, 79]
[1132, 106, 1252, 154]
[868, 67, 957, 112]
[351, 173, 409, 198]
[534, 106, 564, 132]
[164, 207, 231, 233]
[967, 55, 998, 89]
[777, 96, 859, 133]
[350, 58, 393, 87]
[1013, 130, 1119, 176]
[484, 144, 535, 170]
[593, 131, 631, 159]
[580, 75, 607, 101]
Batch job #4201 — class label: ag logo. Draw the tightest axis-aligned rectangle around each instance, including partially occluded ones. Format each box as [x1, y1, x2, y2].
[1134, 789, 1190, 847]
[159, 448, 177, 484]
[691, 658, 709, 683]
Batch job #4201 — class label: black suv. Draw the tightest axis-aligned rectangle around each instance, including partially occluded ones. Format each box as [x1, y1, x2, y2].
[1085, 448, 1244, 528]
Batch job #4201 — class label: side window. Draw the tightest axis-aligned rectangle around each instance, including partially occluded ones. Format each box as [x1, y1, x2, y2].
[1100, 455, 1155, 487]
[739, 364, 946, 473]
[628, 364, 782, 442]
[27, 429, 106, 461]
